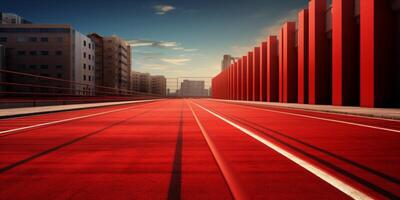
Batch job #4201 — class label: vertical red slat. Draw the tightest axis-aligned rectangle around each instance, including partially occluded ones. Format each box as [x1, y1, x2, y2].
[242, 56, 248, 101]
[260, 41, 268, 102]
[298, 9, 309, 104]
[247, 51, 254, 101]
[253, 47, 261, 101]
[267, 36, 279, 102]
[283, 22, 298, 103]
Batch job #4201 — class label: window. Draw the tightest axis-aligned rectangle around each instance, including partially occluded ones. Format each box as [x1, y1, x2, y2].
[17, 51, 26, 56]
[40, 65, 49, 69]
[29, 37, 37, 42]
[88, 76, 91, 81]
[29, 51, 37, 56]
[40, 37, 49, 42]
[56, 65, 63, 69]
[83, 75, 86, 81]
[88, 43, 91, 48]
[0, 37, 7, 42]
[55, 51, 62, 56]
[83, 52, 86, 58]
[88, 65, 91, 70]
[56, 37, 63, 42]
[83, 64, 86, 69]
[84, 40, 87, 46]
[17, 36, 28, 42]
[88, 54, 91, 60]
[40, 51, 49, 55]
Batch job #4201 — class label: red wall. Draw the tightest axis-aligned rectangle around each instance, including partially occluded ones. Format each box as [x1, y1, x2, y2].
[282, 22, 298, 103]
[298, 9, 309, 104]
[253, 47, 261, 101]
[267, 36, 279, 102]
[260, 41, 268, 102]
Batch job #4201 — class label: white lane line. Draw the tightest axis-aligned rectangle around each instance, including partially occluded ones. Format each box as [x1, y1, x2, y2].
[192, 101, 373, 200]
[187, 101, 248, 200]
[0, 100, 158, 136]
[213, 101, 400, 134]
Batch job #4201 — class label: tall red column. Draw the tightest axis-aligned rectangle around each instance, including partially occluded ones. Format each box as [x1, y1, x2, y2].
[253, 47, 261, 101]
[279, 28, 284, 102]
[247, 51, 254, 101]
[235, 61, 240, 100]
[360, 0, 399, 107]
[260, 41, 268, 102]
[267, 36, 279, 102]
[332, 0, 359, 106]
[242, 56, 248, 101]
[298, 9, 309, 104]
[309, 0, 331, 104]
[233, 62, 237, 100]
[282, 22, 298, 103]
[230, 64, 233, 100]
[238, 58, 243, 100]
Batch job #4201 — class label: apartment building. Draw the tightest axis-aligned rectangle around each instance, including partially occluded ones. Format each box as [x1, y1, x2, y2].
[139, 72, 151, 93]
[180, 80, 208, 97]
[150, 75, 166, 96]
[130, 71, 141, 92]
[0, 24, 95, 95]
[88, 34, 131, 93]
[0, 12, 32, 24]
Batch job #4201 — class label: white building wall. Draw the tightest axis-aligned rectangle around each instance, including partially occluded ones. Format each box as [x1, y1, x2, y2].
[73, 30, 95, 95]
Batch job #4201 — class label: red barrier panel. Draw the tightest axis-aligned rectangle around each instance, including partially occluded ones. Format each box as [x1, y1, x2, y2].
[247, 51, 254, 101]
[309, 0, 331, 105]
[360, 0, 399, 107]
[267, 36, 279, 102]
[242, 56, 248, 101]
[253, 47, 261, 101]
[298, 9, 309, 104]
[238, 58, 243, 100]
[332, 0, 359, 106]
[260, 41, 268, 102]
[279, 28, 284, 102]
[283, 22, 298, 103]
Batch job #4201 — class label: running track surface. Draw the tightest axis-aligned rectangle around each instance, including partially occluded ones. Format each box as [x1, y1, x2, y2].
[0, 99, 399, 199]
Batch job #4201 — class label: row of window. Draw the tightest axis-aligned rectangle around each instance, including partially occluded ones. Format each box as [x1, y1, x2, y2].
[0, 36, 64, 43]
[83, 63, 93, 70]
[83, 75, 92, 82]
[17, 50, 63, 56]
[83, 40, 94, 49]
[83, 52, 94, 60]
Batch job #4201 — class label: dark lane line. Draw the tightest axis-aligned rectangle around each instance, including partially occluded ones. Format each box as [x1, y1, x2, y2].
[0, 103, 159, 174]
[167, 103, 184, 200]
[194, 100, 400, 199]
[208, 104, 400, 185]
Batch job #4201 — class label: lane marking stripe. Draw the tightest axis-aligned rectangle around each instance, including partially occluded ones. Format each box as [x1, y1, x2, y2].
[193, 101, 373, 200]
[0, 100, 157, 136]
[214, 101, 400, 134]
[187, 101, 248, 200]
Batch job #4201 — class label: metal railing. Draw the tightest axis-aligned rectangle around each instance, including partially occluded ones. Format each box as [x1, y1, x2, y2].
[0, 69, 162, 108]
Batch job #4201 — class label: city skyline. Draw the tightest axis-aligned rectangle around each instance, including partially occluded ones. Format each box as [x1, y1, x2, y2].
[1, 0, 306, 78]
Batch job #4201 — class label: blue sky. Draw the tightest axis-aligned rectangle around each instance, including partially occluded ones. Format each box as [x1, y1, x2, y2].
[2, 0, 308, 78]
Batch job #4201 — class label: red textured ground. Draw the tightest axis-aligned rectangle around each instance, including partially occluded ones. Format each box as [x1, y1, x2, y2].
[0, 99, 399, 199]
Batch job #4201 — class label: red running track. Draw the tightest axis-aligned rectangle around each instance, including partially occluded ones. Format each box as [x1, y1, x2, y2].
[0, 99, 399, 199]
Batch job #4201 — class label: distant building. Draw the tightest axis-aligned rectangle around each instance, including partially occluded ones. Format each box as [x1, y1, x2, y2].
[130, 71, 141, 92]
[0, 12, 32, 24]
[88, 33, 131, 93]
[221, 54, 234, 71]
[180, 80, 208, 97]
[139, 72, 151, 93]
[150, 75, 166, 96]
[0, 24, 95, 95]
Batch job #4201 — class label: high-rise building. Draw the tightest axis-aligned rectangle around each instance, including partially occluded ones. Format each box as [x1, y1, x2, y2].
[221, 54, 234, 71]
[0, 12, 32, 24]
[180, 80, 208, 97]
[88, 34, 131, 93]
[150, 75, 166, 96]
[130, 71, 141, 92]
[139, 72, 151, 93]
[0, 24, 96, 95]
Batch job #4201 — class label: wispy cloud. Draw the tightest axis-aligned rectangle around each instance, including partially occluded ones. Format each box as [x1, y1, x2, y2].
[262, 8, 301, 38]
[154, 4, 175, 15]
[161, 58, 191, 65]
[127, 39, 198, 52]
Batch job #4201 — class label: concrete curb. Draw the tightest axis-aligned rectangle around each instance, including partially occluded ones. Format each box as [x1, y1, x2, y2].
[210, 99, 400, 120]
[0, 99, 163, 119]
